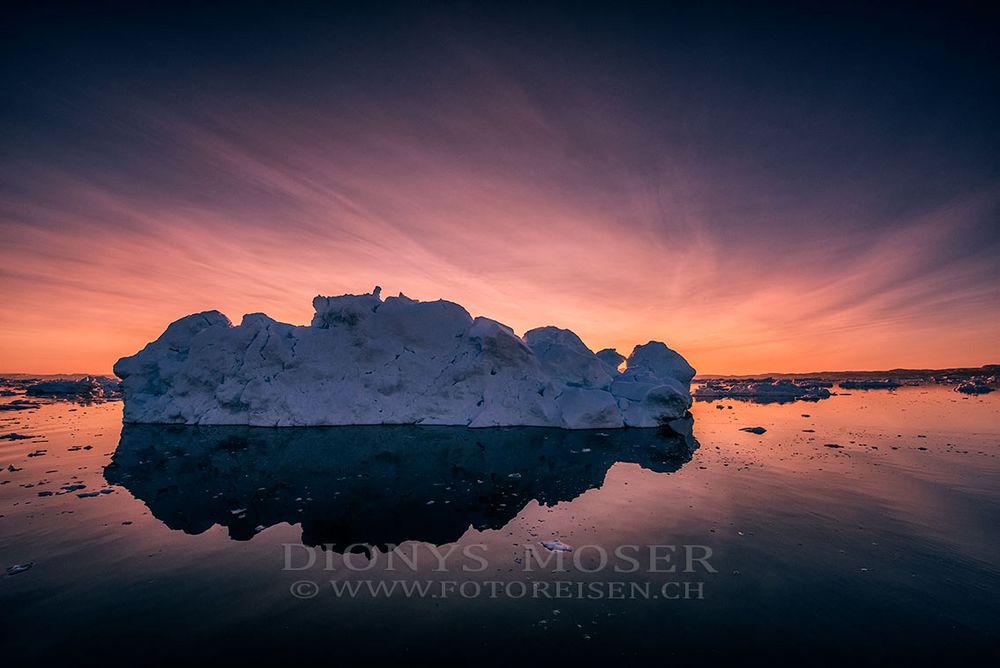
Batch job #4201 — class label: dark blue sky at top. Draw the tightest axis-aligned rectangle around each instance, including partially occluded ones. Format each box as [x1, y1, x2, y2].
[4, 1, 998, 231]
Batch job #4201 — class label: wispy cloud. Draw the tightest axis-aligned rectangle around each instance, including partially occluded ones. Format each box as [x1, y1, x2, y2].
[2, 17, 998, 373]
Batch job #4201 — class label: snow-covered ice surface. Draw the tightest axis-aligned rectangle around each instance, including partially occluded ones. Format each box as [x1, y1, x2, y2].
[114, 288, 695, 428]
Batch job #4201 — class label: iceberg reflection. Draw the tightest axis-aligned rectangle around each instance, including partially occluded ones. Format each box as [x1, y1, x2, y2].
[105, 421, 697, 547]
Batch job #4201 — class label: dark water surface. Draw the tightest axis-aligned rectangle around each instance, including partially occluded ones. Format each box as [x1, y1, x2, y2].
[1, 387, 998, 662]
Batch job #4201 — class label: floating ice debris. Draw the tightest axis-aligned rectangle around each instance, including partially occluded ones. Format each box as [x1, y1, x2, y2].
[25, 376, 120, 401]
[838, 380, 901, 390]
[541, 540, 573, 552]
[0, 432, 32, 440]
[230, 508, 247, 515]
[26, 449, 47, 457]
[824, 443, 844, 449]
[114, 288, 695, 429]
[740, 427, 767, 435]
[6, 562, 33, 576]
[695, 379, 830, 403]
[0, 400, 42, 411]
[955, 383, 993, 395]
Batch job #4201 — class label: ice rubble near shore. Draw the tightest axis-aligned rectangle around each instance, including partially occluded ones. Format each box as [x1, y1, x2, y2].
[114, 288, 695, 429]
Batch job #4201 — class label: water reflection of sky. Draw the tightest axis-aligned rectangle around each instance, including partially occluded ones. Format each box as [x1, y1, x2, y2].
[0, 386, 997, 661]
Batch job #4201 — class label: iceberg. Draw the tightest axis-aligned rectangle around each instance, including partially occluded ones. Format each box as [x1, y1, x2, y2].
[114, 287, 695, 428]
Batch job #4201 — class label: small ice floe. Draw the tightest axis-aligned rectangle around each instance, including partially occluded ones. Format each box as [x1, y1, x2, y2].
[230, 508, 247, 515]
[6, 562, 33, 576]
[77, 491, 100, 498]
[254, 525, 266, 533]
[541, 540, 572, 552]
[0, 432, 32, 440]
[0, 400, 41, 411]
[956, 383, 993, 395]
[26, 449, 48, 457]
[740, 427, 767, 435]
[824, 443, 844, 449]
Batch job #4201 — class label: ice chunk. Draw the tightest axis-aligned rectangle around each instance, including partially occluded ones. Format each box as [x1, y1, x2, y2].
[541, 540, 572, 552]
[955, 383, 993, 395]
[523, 327, 614, 389]
[556, 388, 624, 429]
[622, 341, 697, 385]
[595, 348, 626, 371]
[5, 562, 33, 576]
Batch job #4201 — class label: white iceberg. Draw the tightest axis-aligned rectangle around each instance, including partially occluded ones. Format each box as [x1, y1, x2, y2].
[114, 287, 695, 429]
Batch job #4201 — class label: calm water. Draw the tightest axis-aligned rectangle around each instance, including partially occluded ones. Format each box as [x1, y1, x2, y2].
[2, 386, 998, 662]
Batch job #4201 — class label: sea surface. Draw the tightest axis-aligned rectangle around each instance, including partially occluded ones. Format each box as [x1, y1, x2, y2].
[1, 386, 998, 662]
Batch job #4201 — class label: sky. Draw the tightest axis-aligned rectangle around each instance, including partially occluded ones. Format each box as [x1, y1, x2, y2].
[1, 1, 998, 375]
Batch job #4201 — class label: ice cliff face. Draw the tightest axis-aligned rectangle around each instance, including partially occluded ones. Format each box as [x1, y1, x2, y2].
[114, 288, 695, 428]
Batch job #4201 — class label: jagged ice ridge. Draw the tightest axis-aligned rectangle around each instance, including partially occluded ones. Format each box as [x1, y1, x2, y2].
[114, 288, 695, 429]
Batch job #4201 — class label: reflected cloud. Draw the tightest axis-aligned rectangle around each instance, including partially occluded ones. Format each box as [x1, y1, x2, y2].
[104, 421, 697, 548]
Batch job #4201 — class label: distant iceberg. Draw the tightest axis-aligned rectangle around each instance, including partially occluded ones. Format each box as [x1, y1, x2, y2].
[694, 378, 831, 403]
[114, 287, 695, 429]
